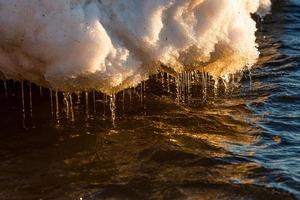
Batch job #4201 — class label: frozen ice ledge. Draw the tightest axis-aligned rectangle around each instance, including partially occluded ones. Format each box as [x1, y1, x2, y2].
[0, 0, 271, 94]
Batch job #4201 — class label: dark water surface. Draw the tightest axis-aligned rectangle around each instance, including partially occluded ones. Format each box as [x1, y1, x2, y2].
[0, 1, 299, 199]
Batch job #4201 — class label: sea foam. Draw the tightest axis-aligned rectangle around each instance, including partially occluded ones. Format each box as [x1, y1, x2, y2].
[0, 0, 271, 94]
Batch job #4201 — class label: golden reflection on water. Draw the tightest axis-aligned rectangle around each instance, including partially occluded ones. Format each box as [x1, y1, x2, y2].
[0, 75, 293, 199]
[57, 91, 274, 199]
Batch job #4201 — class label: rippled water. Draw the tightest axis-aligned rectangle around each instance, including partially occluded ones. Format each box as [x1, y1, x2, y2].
[0, 1, 299, 199]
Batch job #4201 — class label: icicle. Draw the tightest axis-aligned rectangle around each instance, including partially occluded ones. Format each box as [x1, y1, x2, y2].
[202, 71, 207, 101]
[176, 75, 181, 103]
[21, 81, 25, 114]
[184, 72, 188, 102]
[55, 91, 60, 122]
[21, 81, 26, 128]
[140, 82, 143, 105]
[3, 80, 7, 97]
[231, 73, 240, 92]
[85, 91, 89, 118]
[191, 71, 195, 85]
[29, 82, 33, 117]
[203, 72, 209, 101]
[222, 75, 230, 95]
[69, 94, 75, 122]
[110, 93, 116, 126]
[181, 72, 186, 103]
[161, 72, 165, 88]
[63, 93, 70, 119]
[187, 72, 191, 105]
[49, 89, 54, 116]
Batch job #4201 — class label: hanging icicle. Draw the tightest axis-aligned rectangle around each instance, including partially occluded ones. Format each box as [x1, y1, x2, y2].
[29, 82, 33, 117]
[110, 93, 116, 126]
[21, 81, 26, 129]
[69, 94, 75, 122]
[63, 93, 70, 119]
[85, 91, 89, 119]
[21, 81, 25, 114]
[55, 90, 60, 125]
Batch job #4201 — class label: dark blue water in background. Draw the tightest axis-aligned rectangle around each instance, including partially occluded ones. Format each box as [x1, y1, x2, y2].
[0, 1, 299, 199]
[243, 0, 300, 197]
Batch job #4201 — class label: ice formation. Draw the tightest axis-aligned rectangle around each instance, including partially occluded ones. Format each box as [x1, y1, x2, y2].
[0, 0, 271, 94]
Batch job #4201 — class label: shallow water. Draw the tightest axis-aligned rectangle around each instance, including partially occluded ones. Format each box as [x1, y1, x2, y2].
[0, 1, 299, 200]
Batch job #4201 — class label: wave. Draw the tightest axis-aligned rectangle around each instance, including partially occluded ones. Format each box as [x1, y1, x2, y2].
[0, 0, 271, 94]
